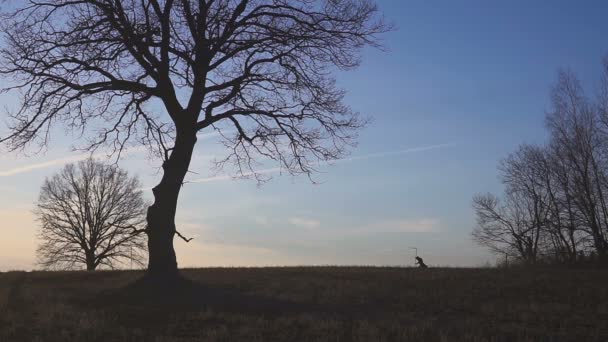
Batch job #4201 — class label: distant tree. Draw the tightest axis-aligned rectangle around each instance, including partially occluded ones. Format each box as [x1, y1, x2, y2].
[546, 69, 608, 261]
[473, 60, 608, 266]
[0, 0, 389, 280]
[473, 192, 540, 264]
[500, 145, 551, 263]
[472, 145, 551, 264]
[36, 158, 147, 271]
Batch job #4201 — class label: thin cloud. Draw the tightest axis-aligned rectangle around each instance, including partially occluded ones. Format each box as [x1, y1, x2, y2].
[254, 216, 270, 226]
[196, 131, 222, 139]
[363, 218, 441, 233]
[196, 130, 236, 141]
[314, 218, 441, 239]
[288, 217, 321, 229]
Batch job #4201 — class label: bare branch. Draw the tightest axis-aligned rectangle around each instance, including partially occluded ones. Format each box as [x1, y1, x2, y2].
[175, 229, 193, 242]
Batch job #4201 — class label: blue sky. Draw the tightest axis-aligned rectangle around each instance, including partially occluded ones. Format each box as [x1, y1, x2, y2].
[2, 0, 608, 270]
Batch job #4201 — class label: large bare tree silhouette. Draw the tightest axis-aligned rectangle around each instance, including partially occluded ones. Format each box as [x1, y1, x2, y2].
[0, 0, 389, 281]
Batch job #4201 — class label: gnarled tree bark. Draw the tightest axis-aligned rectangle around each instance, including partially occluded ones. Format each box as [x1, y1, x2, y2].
[147, 129, 198, 276]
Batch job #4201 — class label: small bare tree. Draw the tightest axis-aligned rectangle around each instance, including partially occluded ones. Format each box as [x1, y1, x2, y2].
[36, 158, 147, 271]
[473, 192, 541, 264]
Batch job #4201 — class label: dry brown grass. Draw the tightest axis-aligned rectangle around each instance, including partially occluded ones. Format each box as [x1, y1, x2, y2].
[0, 267, 607, 341]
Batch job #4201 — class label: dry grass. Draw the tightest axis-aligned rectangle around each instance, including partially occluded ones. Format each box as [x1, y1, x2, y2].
[0, 267, 607, 341]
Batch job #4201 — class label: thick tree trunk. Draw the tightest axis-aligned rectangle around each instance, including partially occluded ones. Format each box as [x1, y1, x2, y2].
[146, 130, 198, 279]
[85, 251, 96, 271]
[597, 241, 608, 264]
[86, 261, 95, 271]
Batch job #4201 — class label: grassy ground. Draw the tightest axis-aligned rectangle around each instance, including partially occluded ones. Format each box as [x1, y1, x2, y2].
[0, 267, 607, 341]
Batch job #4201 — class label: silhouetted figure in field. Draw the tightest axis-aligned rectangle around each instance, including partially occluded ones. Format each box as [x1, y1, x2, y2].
[415, 256, 428, 268]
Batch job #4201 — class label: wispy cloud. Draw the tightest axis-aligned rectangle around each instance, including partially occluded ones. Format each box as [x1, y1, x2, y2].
[308, 218, 441, 240]
[288, 217, 321, 229]
[196, 131, 223, 139]
[254, 216, 270, 226]
[363, 218, 441, 233]
[182, 142, 458, 185]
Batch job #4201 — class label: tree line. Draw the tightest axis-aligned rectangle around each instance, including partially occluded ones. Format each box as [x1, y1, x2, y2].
[473, 60, 608, 266]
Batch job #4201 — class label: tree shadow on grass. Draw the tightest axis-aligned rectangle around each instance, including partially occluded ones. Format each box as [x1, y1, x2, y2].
[85, 274, 323, 317]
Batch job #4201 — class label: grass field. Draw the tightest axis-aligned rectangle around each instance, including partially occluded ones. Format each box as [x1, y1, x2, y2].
[0, 267, 607, 341]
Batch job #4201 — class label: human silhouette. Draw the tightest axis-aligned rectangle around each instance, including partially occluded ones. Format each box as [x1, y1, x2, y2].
[415, 256, 428, 268]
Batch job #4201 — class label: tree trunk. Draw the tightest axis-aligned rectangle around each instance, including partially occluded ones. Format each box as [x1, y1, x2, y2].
[146, 129, 197, 279]
[597, 241, 608, 264]
[85, 250, 96, 271]
[86, 259, 95, 271]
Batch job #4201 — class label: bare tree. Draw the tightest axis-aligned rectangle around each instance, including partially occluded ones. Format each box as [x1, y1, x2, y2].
[546, 69, 608, 261]
[474, 143, 590, 265]
[0, 1, 389, 279]
[500, 145, 552, 262]
[472, 145, 552, 264]
[473, 61, 608, 266]
[36, 158, 147, 271]
[544, 140, 590, 262]
[472, 193, 538, 263]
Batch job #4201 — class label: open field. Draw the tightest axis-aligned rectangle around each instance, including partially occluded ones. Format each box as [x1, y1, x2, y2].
[0, 267, 607, 341]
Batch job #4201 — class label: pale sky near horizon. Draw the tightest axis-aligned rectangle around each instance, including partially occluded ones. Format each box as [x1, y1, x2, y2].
[2, 0, 608, 271]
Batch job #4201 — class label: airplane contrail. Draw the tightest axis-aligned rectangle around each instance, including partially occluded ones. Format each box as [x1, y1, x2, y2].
[0, 155, 91, 177]
[334, 143, 459, 163]
[181, 142, 459, 185]
[0, 132, 224, 177]
[2, 141, 456, 183]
